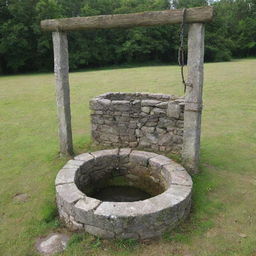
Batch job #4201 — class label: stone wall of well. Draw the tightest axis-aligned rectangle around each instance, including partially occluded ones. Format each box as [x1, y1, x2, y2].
[90, 92, 184, 154]
[55, 149, 192, 239]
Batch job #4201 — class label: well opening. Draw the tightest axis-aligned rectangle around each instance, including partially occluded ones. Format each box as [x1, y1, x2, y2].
[74, 154, 167, 202]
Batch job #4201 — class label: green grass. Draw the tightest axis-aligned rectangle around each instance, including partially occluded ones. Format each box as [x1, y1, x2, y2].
[0, 58, 256, 256]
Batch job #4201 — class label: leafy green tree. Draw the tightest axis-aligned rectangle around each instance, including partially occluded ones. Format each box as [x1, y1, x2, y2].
[0, 0, 255, 74]
[0, 0, 38, 73]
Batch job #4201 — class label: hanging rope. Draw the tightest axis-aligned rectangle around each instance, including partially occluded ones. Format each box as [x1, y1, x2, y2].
[178, 8, 187, 93]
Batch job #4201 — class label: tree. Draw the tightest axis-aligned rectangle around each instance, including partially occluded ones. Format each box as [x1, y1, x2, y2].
[0, 0, 255, 74]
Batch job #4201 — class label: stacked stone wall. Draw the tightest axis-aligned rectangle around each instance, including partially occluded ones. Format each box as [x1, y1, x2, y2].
[90, 92, 184, 154]
[55, 149, 192, 239]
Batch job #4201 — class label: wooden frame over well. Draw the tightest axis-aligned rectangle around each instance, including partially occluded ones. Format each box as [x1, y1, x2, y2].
[41, 6, 213, 174]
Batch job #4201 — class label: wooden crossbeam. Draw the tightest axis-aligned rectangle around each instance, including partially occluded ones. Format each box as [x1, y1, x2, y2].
[41, 6, 213, 32]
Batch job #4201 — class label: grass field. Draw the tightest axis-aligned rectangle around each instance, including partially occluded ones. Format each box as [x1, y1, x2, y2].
[0, 59, 255, 256]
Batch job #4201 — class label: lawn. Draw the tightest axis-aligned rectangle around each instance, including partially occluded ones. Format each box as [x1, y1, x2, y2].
[0, 59, 255, 256]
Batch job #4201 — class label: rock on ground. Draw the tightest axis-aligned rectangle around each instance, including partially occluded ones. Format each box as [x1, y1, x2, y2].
[36, 233, 70, 255]
[13, 193, 29, 202]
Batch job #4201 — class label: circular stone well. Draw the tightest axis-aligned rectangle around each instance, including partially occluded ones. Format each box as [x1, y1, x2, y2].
[55, 149, 192, 239]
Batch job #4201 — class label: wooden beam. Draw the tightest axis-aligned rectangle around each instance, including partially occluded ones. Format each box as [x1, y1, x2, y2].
[41, 6, 213, 32]
[52, 32, 73, 156]
[182, 23, 205, 174]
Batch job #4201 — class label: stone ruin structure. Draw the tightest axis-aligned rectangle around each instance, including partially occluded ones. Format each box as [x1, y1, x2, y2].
[90, 92, 184, 154]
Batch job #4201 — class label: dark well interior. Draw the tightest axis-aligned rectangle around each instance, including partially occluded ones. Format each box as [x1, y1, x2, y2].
[74, 154, 167, 202]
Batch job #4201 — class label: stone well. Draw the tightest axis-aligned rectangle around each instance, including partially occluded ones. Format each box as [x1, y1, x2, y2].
[56, 149, 192, 239]
[90, 92, 184, 154]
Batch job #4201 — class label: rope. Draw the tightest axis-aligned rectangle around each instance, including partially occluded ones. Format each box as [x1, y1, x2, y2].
[178, 8, 187, 93]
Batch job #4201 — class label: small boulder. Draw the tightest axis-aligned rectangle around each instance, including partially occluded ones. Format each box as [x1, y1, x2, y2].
[36, 233, 70, 255]
[13, 193, 29, 202]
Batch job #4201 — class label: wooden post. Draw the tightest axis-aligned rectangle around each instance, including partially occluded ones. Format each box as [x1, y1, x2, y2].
[182, 23, 205, 174]
[52, 32, 73, 156]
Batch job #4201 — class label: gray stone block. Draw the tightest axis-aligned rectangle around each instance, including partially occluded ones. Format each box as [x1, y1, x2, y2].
[152, 107, 166, 115]
[84, 225, 115, 239]
[56, 183, 84, 215]
[91, 114, 104, 125]
[119, 148, 132, 161]
[74, 197, 101, 223]
[149, 155, 172, 170]
[62, 160, 84, 169]
[74, 153, 94, 161]
[145, 121, 158, 127]
[158, 133, 173, 146]
[100, 133, 119, 143]
[156, 102, 168, 109]
[158, 118, 175, 128]
[141, 106, 151, 113]
[156, 127, 166, 135]
[111, 100, 130, 111]
[144, 133, 159, 144]
[162, 164, 192, 187]
[69, 215, 84, 231]
[90, 98, 111, 111]
[55, 168, 76, 185]
[167, 102, 181, 118]
[141, 99, 161, 107]
[129, 142, 138, 147]
[176, 120, 184, 128]
[129, 150, 158, 166]
[141, 126, 155, 133]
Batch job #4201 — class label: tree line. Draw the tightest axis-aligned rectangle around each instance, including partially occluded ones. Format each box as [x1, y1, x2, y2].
[0, 0, 255, 74]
